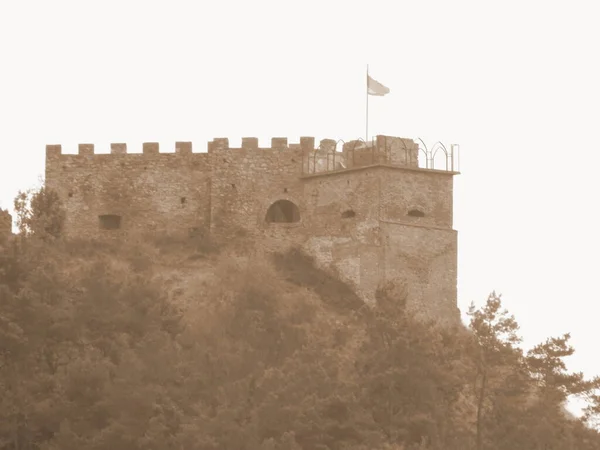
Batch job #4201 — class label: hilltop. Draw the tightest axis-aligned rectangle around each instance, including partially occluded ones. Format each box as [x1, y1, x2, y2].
[2, 188, 600, 449]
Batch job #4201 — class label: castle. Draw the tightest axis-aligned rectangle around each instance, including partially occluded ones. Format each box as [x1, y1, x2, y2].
[44, 135, 460, 323]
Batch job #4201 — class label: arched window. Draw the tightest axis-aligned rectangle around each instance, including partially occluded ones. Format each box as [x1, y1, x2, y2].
[265, 200, 300, 223]
[407, 209, 425, 218]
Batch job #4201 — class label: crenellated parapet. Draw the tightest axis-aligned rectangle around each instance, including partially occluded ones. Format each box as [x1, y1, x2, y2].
[46, 142, 198, 157]
[207, 136, 335, 153]
[45, 137, 336, 157]
[44, 135, 458, 187]
[45, 136, 418, 157]
[45, 135, 458, 175]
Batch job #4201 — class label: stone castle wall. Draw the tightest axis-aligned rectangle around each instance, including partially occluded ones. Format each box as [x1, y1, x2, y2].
[298, 163, 458, 322]
[45, 142, 211, 238]
[207, 137, 308, 237]
[44, 135, 460, 323]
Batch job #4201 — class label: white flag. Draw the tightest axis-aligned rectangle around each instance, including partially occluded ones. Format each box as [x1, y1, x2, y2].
[367, 75, 390, 96]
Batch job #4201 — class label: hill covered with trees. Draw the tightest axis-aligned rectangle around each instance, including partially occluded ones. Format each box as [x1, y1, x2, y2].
[1, 187, 600, 450]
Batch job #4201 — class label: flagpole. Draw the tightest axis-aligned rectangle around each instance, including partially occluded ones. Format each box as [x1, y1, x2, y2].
[366, 64, 369, 143]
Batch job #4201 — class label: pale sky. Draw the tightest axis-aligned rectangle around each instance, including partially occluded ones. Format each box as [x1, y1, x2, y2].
[1, 1, 599, 415]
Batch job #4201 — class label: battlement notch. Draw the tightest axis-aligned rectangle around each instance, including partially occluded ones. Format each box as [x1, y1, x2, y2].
[78, 144, 94, 156]
[208, 138, 229, 152]
[111, 143, 127, 154]
[271, 138, 288, 150]
[77, 144, 94, 156]
[300, 137, 315, 152]
[46, 144, 62, 157]
[319, 139, 337, 152]
[143, 142, 159, 154]
[242, 137, 259, 149]
[176, 142, 192, 154]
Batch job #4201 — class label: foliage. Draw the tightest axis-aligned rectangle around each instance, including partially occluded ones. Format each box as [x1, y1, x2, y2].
[467, 293, 600, 450]
[1, 203, 600, 449]
[466, 292, 524, 450]
[13, 187, 65, 239]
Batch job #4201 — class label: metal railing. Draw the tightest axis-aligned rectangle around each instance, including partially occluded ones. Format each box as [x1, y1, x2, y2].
[301, 137, 460, 175]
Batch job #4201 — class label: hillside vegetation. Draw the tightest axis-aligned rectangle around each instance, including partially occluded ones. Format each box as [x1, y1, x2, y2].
[1, 187, 600, 450]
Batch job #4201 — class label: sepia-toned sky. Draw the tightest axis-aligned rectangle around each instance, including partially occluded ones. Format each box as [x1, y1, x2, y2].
[1, 1, 599, 414]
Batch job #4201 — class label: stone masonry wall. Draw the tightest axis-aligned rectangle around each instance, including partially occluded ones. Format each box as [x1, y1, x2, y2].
[381, 223, 459, 323]
[208, 137, 310, 238]
[45, 143, 211, 238]
[298, 164, 457, 318]
[300, 168, 383, 303]
[378, 166, 454, 228]
[44, 134, 459, 324]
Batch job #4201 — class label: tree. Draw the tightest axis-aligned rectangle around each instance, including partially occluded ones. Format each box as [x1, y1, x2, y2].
[352, 282, 472, 450]
[4, 214, 600, 449]
[13, 187, 65, 239]
[467, 292, 523, 450]
[526, 333, 600, 443]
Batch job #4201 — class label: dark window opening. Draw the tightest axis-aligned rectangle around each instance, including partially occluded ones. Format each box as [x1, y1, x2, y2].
[180, 197, 187, 204]
[189, 227, 201, 237]
[68, 192, 73, 198]
[408, 209, 425, 217]
[341, 209, 356, 218]
[99, 214, 122, 230]
[284, 188, 288, 193]
[231, 183, 236, 189]
[265, 200, 300, 223]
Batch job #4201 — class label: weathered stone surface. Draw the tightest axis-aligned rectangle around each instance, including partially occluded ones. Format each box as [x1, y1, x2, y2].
[44, 135, 460, 324]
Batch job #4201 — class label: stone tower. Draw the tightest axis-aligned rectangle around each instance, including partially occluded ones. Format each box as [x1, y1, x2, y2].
[44, 134, 460, 323]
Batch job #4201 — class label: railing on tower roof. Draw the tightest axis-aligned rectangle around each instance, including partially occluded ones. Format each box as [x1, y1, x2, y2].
[301, 136, 460, 176]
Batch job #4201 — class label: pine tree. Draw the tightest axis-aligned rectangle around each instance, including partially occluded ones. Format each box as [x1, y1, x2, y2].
[467, 292, 523, 450]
